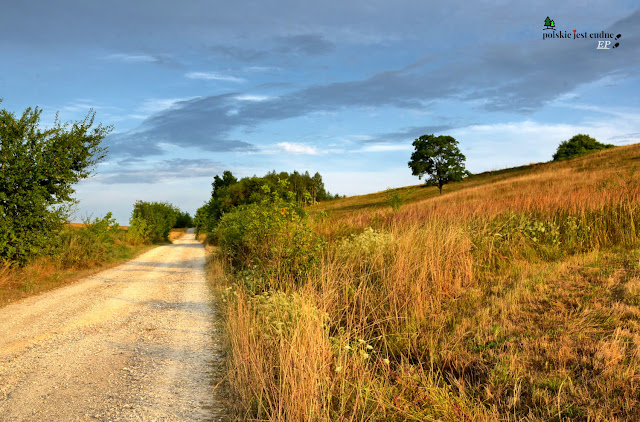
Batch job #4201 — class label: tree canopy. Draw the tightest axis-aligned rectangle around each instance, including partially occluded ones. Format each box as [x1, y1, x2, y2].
[128, 201, 180, 244]
[408, 134, 467, 195]
[0, 103, 112, 263]
[552, 134, 614, 161]
[195, 170, 339, 235]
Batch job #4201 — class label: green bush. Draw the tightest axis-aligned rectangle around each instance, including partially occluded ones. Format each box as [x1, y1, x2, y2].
[127, 201, 179, 244]
[125, 215, 151, 246]
[215, 184, 325, 291]
[57, 213, 122, 268]
[552, 134, 614, 161]
[0, 103, 111, 265]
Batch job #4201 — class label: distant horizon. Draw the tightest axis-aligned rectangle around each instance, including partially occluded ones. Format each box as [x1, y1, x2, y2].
[68, 146, 631, 225]
[2, 1, 638, 225]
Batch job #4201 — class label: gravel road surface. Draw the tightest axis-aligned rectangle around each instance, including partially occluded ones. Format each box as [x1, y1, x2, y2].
[0, 229, 226, 421]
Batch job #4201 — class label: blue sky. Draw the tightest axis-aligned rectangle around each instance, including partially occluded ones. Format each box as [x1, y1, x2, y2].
[1, 1, 639, 224]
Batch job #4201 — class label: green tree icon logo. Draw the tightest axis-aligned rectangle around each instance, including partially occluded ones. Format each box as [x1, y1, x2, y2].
[544, 17, 556, 30]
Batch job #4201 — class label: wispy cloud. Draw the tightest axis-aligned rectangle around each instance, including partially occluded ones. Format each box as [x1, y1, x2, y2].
[92, 158, 223, 184]
[185, 72, 245, 83]
[243, 66, 281, 73]
[360, 144, 413, 152]
[105, 53, 157, 63]
[275, 34, 335, 56]
[234, 95, 271, 102]
[59, 100, 121, 115]
[96, 10, 640, 161]
[277, 142, 320, 155]
[103, 53, 183, 68]
[137, 97, 196, 115]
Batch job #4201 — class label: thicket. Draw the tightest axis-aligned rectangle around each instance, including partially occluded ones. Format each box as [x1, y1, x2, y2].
[195, 170, 340, 236]
[0, 102, 111, 265]
[215, 182, 325, 292]
[127, 201, 180, 244]
[553, 133, 614, 161]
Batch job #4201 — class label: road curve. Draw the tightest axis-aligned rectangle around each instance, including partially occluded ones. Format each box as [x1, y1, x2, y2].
[0, 230, 226, 421]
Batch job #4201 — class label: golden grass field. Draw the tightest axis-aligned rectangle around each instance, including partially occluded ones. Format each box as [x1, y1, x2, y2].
[211, 144, 640, 421]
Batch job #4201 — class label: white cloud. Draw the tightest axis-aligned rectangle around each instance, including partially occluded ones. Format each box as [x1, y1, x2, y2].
[234, 95, 271, 102]
[59, 100, 120, 115]
[137, 97, 194, 115]
[277, 142, 320, 155]
[243, 66, 280, 73]
[360, 144, 412, 152]
[185, 72, 245, 83]
[61, 103, 96, 112]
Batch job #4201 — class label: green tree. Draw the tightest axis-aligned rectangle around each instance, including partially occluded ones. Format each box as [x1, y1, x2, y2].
[552, 134, 614, 161]
[128, 201, 179, 243]
[174, 211, 193, 228]
[408, 134, 467, 195]
[0, 102, 112, 263]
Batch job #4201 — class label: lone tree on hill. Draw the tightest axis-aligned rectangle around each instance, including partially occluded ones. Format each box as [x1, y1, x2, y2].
[552, 134, 614, 161]
[408, 134, 467, 195]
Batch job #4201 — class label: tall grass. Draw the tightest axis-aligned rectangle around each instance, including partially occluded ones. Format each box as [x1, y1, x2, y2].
[214, 145, 640, 420]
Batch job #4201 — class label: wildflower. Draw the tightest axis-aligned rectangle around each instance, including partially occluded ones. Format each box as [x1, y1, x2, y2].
[358, 339, 366, 344]
[383, 358, 390, 365]
[366, 345, 373, 350]
[335, 366, 342, 373]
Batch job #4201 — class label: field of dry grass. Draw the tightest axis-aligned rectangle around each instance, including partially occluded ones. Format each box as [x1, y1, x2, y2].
[210, 144, 640, 421]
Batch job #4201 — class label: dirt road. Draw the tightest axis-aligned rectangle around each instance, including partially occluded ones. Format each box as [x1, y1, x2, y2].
[0, 229, 226, 421]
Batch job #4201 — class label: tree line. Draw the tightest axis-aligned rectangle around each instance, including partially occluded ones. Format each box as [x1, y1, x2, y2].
[194, 170, 340, 236]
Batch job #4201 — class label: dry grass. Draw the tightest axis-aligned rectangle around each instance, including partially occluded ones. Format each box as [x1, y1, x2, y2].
[168, 227, 188, 241]
[68, 222, 129, 230]
[212, 144, 640, 421]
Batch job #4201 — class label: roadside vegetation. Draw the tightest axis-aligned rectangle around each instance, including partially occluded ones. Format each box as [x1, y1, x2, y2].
[205, 141, 640, 421]
[195, 170, 341, 238]
[0, 101, 192, 307]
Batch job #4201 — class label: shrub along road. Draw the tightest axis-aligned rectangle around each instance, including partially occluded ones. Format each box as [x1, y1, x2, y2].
[0, 229, 225, 421]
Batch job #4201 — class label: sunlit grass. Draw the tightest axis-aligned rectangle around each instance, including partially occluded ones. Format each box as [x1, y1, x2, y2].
[213, 144, 640, 421]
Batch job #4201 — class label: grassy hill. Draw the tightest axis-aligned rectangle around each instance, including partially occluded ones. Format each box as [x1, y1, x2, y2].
[214, 144, 640, 421]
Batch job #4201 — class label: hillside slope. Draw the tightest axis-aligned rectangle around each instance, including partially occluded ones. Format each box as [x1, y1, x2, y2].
[217, 144, 640, 421]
